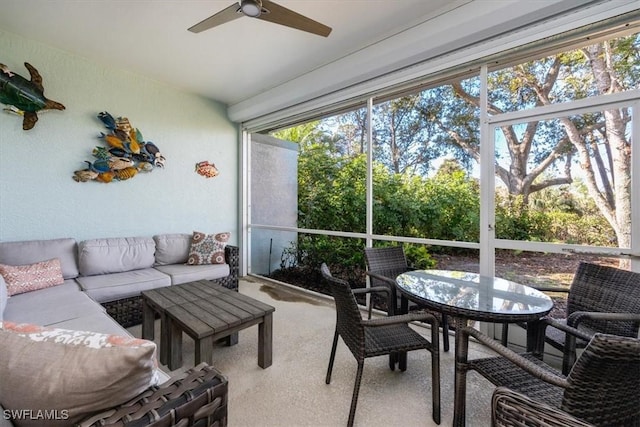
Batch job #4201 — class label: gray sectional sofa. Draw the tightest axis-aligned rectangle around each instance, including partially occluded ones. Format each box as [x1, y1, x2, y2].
[0, 233, 237, 426]
[0, 234, 238, 329]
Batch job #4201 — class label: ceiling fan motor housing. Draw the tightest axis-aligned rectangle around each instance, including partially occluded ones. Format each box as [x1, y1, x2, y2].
[241, 0, 263, 17]
[189, 0, 331, 37]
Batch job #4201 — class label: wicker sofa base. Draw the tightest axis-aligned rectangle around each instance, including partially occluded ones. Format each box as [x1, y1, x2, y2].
[103, 295, 147, 328]
[103, 246, 239, 328]
[78, 363, 228, 427]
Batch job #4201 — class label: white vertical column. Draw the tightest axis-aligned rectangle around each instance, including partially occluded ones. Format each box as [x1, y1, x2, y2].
[241, 128, 251, 276]
[366, 97, 374, 248]
[631, 101, 639, 272]
[479, 65, 495, 277]
[365, 98, 374, 310]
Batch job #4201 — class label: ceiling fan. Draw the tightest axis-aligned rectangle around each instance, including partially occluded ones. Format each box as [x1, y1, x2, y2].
[188, 0, 332, 37]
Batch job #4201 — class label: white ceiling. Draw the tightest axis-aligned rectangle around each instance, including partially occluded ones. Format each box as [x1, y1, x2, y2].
[2, 0, 637, 124]
[0, 0, 460, 106]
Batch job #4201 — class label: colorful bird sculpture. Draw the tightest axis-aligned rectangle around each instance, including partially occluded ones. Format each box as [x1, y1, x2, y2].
[0, 62, 65, 130]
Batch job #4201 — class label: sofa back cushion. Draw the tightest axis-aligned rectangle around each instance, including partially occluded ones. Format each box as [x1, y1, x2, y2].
[0, 238, 79, 279]
[153, 233, 192, 265]
[78, 237, 156, 276]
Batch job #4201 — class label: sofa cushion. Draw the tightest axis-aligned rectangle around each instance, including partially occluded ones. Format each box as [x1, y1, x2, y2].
[76, 268, 171, 303]
[0, 275, 6, 322]
[153, 233, 192, 265]
[2, 281, 104, 326]
[0, 322, 158, 427]
[154, 263, 230, 286]
[0, 258, 64, 296]
[78, 237, 156, 276]
[187, 231, 230, 265]
[50, 312, 135, 336]
[0, 238, 79, 279]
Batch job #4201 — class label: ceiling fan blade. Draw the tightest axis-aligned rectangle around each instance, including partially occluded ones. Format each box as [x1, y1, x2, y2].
[188, 3, 242, 33]
[258, 0, 332, 37]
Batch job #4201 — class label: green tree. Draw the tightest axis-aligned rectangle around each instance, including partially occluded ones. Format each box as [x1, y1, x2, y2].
[372, 95, 444, 174]
[268, 33, 637, 268]
[418, 161, 480, 242]
[434, 34, 638, 248]
[271, 120, 325, 149]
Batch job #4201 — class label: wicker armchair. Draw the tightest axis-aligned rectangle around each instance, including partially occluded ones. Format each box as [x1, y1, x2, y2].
[321, 263, 441, 427]
[77, 363, 228, 427]
[492, 387, 594, 427]
[532, 262, 640, 374]
[364, 246, 450, 352]
[456, 327, 640, 427]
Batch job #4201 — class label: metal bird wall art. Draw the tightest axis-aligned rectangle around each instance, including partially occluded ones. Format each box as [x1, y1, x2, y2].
[0, 62, 65, 130]
[73, 111, 166, 183]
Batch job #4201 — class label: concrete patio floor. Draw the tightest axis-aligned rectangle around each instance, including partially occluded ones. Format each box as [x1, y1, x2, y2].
[129, 276, 500, 427]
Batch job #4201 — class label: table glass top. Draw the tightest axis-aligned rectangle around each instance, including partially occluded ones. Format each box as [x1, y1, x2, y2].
[396, 270, 553, 316]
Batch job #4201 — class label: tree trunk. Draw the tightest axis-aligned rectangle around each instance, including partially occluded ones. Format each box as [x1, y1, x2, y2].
[580, 43, 632, 250]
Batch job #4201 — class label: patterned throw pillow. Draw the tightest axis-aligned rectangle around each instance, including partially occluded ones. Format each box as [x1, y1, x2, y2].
[0, 321, 159, 427]
[187, 231, 230, 265]
[0, 258, 64, 296]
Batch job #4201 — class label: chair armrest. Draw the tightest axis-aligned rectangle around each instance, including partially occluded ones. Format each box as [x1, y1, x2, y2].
[462, 326, 568, 388]
[364, 271, 397, 287]
[492, 387, 594, 427]
[566, 311, 640, 329]
[364, 312, 438, 329]
[542, 316, 611, 375]
[77, 363, 228, 427]
[542, 317, 594, 342]
[352, 286, 391, 296]
[530, 286, 570, 294]
[353, 285, 394, 315]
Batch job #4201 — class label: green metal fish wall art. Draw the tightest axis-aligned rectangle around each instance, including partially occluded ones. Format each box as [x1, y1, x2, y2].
[0, 62, 65, 130]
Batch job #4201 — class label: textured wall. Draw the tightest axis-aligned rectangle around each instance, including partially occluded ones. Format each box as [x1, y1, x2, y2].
[250, 134, 298, 275]
[0, 29, 238, 243]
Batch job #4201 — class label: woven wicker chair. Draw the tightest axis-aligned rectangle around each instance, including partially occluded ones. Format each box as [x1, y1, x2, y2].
[364, 246, 451, 352]
[321, 263, 441, 427]
[492, 387, 594, 427]
[456, 327, 640, 427]
[533, 262, 640, 374]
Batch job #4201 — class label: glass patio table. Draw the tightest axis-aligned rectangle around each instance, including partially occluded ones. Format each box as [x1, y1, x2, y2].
[395, 270, 554, 427]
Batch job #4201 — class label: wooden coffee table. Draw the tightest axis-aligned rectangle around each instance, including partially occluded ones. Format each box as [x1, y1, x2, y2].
[142, 280, 275, 370]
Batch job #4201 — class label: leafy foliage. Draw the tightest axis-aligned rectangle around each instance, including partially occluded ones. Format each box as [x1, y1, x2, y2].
[268, 33, 636, 272]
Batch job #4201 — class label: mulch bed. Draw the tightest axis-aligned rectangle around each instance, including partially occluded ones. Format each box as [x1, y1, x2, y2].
[267, 252, 617, 316]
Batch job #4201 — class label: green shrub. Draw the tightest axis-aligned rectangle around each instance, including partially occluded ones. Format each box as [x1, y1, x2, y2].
[403, 244, 437, 269]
